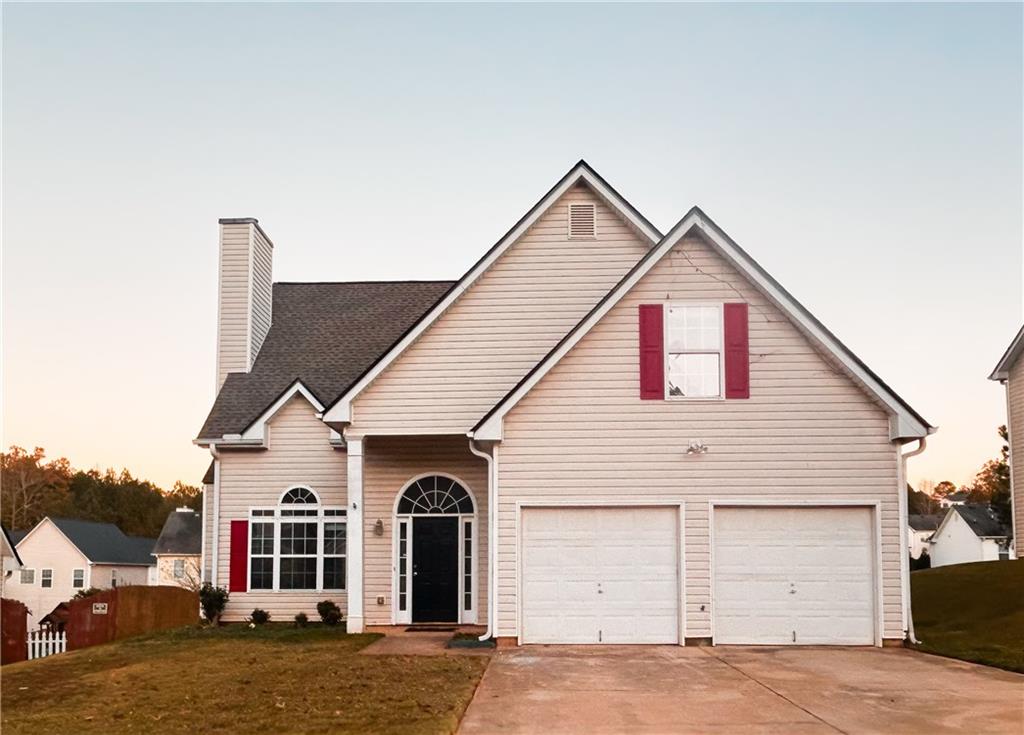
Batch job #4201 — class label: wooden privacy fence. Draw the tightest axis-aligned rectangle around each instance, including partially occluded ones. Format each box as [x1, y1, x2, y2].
[67, 586, 199, 651]
[27, 630, 66, 659]
[2, 598, 29, 664]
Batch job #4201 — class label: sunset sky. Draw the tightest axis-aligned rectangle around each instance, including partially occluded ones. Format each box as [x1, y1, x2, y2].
[3, 3, 1022, 492]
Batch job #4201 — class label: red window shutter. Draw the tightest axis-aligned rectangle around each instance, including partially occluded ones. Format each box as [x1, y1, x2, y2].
[638, 304, 665, 400]
[229, 520, 248, 592]
[724, 303, 750, 399]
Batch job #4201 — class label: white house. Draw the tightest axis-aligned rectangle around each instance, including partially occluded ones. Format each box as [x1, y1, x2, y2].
[1, 524, 25, 598]
[907, 514, 941, 560]
[152, 508, 202, 588]
[8, 517, 156, 627]
[929, 505, 1012, 568]
[938, 491, 969, 509]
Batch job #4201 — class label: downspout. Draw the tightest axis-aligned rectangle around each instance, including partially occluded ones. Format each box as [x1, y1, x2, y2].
[468, 438, 496, 642]
[900, 437, 927, 644]
[208, 445, 222, 588]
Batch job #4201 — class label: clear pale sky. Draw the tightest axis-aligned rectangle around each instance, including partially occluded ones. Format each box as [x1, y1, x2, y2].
[3, 3, 1021, 491]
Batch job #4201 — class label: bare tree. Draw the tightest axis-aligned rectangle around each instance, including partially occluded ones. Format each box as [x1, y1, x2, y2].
[1, 446, 71, 530]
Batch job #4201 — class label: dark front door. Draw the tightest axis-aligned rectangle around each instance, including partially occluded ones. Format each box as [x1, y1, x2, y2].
[412, 516, 459, 622]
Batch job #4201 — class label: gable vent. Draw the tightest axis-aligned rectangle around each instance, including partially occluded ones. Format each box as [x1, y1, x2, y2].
[568, 203, 596, 239]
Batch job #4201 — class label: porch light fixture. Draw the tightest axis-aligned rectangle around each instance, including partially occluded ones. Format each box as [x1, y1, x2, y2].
[374, 519, 384, 536]
[686, 440, 709, 455]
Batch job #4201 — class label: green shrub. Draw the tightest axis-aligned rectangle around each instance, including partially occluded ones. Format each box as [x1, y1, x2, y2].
[72, 587, 102, 600]
[249, 609, 270, 625]
[316, 600, 342, 626]
[199, 583, 229, 624]
[294, 612, 309, 628]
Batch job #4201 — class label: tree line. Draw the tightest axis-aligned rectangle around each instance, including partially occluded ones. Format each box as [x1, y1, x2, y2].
[908, 425, 1012, 529]
[1, 446, 201, 538]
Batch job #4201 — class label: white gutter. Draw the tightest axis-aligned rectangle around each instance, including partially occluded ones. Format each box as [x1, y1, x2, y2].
[900, 437, 927, 644]
[468, 438, 497, 642]
[209, 446, 222, 588]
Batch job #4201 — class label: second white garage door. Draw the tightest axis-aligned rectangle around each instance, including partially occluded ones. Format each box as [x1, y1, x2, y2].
[713, 506, 877, 645]
[521, 507, 679, 644]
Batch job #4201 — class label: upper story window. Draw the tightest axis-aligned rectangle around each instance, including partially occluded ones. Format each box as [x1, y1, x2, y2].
[249, 486, 346, 592]
[41, 569, 53, 588]
[666, 304, 724, 399]
[20, 568, 35, 585]
[72, 569, 85, 588]
[173, 559, 185, 579]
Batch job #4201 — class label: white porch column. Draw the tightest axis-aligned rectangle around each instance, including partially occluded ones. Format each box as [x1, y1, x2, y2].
[346, 437, 365, 633]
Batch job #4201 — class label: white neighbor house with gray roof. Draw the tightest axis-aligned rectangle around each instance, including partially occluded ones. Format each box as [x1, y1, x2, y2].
[195, 161, 934, 646]
[8, 517, 156, 627]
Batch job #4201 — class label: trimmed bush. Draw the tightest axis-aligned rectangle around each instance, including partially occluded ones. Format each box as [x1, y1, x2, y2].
[317, 600, 342, 626]
[199, 583, 229, 624]
[249, 609, 270, 625]
[294, 612, 309, 628]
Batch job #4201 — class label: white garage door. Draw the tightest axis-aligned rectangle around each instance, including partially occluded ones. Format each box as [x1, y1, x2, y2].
[713, 506, 876, 645]
[521, 507, 679, 644]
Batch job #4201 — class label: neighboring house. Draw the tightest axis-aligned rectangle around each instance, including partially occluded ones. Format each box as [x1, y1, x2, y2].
[1, 524, 25, 597]
[989, 326, 1024, 556]
[929, 504, 1012, 568]
[8, 517, 156, 627]
[152, 508, 202, 587]
[195, 161, 934, 647]
[938, 490, 969, 508]
[907, 514, 941, 559]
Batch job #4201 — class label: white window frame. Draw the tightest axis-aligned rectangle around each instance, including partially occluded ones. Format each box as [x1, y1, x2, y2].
[248, 486, 346, 593]
[111, 569, 118, 588]
[41, 568, 53, 588]
[664, 301, 726, 401]
[20, 568, 35, 585]
[72, 568, 85, 588]
[172, 559, 185, 579]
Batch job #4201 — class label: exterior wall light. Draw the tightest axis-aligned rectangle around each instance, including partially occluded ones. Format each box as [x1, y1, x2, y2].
[374, 519, 384, 536]
[686, 440, 709, 455]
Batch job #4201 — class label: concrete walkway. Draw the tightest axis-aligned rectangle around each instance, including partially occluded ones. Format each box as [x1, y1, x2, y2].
[360, 627, 492, 657]
[458, 646, 1024, 734]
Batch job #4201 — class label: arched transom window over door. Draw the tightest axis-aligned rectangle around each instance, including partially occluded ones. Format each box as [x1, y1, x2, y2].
[394, 475, 476, 625]
[397, 476, 475, 515]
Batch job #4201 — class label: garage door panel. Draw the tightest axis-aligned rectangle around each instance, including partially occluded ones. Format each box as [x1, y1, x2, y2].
[713, 507, 875, 646]
[522, 507, 679, 645]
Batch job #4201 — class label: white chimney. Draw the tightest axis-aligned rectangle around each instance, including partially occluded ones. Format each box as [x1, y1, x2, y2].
[215, 218, 273, 389]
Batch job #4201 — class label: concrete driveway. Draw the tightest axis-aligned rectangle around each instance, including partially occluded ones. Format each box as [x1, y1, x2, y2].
[458, 646, 1023, 734]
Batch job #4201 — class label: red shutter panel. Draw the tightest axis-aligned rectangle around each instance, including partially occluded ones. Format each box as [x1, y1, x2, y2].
[229, 520, 248, 592]
[638, 304, 665, 400]
[724, 302, 750, 399]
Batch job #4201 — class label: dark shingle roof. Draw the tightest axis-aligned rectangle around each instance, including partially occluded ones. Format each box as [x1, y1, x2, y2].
[946, 490, 970, 502]
[954, 504, 1009, 538]
[8, 528, 28, 546]
[908, 514, 942, 532]
[153, 510, 202, 555]
[202, 460, 214, 485]
[197, 281, 454, 439]
[49, 517, 156, 565]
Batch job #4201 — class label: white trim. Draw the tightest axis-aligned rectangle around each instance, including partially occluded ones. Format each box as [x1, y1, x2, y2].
[72, 568, 86, 589]
[473, 209, 932, 442]
[707, 498, 884, 647]
[241, 381, 324, 444]
[514, 499, 686, 646]
[278, 485, 322, 505]
[1005, 383, 1019, 554]
[322, 163, 661, 428]
[990, 324, 1024, 380]
[567, 201, 597, 240]
[390, 473, 479, 625]
[346, 438, 364, 632]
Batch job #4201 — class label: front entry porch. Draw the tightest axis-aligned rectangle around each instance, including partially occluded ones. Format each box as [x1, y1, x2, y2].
[345, 435, 489, 633]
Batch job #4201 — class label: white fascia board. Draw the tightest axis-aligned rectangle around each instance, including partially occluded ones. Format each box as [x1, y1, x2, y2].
[322, 163, 661, 427]
[193, 381, 325, 448]
[475, 209, 932, 442]
[990, 324, 1024, 381]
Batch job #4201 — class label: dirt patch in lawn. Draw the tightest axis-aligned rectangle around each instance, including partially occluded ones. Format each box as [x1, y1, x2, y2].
[1, 624, 489, 734]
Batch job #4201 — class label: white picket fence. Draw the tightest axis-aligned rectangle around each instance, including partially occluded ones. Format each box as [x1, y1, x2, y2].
[27, 630, 67, 660]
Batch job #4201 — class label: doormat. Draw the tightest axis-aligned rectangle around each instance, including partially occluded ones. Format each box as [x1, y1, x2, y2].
[405, 625, 457, 632]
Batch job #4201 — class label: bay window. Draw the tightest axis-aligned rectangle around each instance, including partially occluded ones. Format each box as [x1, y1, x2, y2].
[249, 486, 346, 592]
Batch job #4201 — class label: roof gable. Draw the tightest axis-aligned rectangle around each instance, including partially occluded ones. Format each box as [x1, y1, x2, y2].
[321, 160, 662, 428]
[153, 510, 202, 555]
[474, 207, 933, 441]
[20, 517, 157, 565]
[990, 324, 1024, 380]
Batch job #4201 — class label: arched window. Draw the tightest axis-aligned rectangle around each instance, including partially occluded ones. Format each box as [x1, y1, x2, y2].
[280, 486, 318, 504]
[397, 476, 474, 514]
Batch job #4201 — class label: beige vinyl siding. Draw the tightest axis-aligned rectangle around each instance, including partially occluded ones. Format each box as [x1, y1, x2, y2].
[250, 225, 273, 363]
[350, 184, 649, 435]
[155, 555, 201, 587]
[215, 221, 273, 389]
[363, 436, 487, 625]
[216, 395, 347, 622]
[202, 482, 214, 581]
[93, 563, 150, 588]
[496, 234, 903, 640]
[8, 520, 92, 627]
[1007, 358, 1024, 544]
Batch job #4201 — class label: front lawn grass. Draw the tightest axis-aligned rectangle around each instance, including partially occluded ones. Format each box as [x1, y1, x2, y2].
[1, 623, 489, 734]
[911, 559, 1024, 673]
